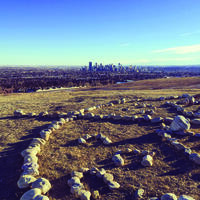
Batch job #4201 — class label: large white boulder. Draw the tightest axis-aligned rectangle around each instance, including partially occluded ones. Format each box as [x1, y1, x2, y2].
[170, 115, 190, 131]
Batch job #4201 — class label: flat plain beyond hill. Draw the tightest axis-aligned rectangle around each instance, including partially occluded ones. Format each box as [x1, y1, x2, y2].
[1, 77, 200, 200]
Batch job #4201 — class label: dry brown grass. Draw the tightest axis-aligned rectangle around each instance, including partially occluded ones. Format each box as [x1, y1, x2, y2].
[1, 80, 200, 199]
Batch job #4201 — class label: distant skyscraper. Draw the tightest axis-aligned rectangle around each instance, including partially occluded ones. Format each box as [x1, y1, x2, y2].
[89, 61, 92, 71]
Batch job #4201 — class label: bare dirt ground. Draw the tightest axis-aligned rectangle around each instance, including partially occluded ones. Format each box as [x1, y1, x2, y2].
[1, 77, 200, 200]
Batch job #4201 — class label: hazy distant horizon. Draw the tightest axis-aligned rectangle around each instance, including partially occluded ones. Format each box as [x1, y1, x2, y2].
[0, 0, 200, 66]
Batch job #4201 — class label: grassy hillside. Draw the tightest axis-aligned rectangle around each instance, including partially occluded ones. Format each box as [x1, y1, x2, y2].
[1, 78, 200, 199]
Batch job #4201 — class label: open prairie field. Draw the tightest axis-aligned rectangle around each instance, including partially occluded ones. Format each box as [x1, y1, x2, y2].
[1, 77, 200, 200]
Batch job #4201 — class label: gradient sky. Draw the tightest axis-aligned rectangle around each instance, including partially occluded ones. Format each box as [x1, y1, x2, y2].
[0, 0, 200, 66]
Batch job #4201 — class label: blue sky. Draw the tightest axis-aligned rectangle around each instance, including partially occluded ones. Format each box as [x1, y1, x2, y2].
[0, 0, 200, 66]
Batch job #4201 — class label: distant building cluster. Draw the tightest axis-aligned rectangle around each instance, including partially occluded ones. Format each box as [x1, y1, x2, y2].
[81, 62, 147, 73]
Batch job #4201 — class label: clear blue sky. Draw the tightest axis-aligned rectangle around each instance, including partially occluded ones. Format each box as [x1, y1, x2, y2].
[0, 0, 200, 66]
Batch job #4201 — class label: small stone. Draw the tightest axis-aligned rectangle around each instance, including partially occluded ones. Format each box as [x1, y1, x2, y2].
[71, 171, 83, 179]
[21, 167, 39, 176]
[103, 137, 112, 145]
[96, 168, 106, 178]
[83, 134, 92, 140]
[92, 190, 100, 199]
[80, 168, 89, 173]
[23, 154, 38, 164]
[90, 167, 99, 175]
[103, 173, 114, 184]
[108, 180, 120, 190]
[20, 188, 41, 200]
[112, 154, 125, 166]
[78, 138, 86, 144]
[171, 141, 186, 151]
[80, 190, 91, 200]
[125, 148, 132, 153]
[135, 188, 144, 199]
[178, 195, 195, 200]
[141, 155, 153, 167]
[21, 146, 40, 157]
[14, 109, 25, 117]
[161, 193, 177, 200]
[17, 175, 37, 189]
[144, 115, 152, 121]
[40, 130, 51, 141]
[70, 183, 84, 195]
[133, 149, 141, 154]
[184, 148, 192, 156]
[68, 177, 81, 187]
[32, 178, 51, 194]
[30, 138, 46, 146]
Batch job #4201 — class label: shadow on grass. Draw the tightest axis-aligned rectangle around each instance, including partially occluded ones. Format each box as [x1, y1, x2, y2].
[20, 124, 50, 140]
[0, 140, 30, 200]
[109, 131, 159, 147]
[159, 142, 195, 176]
[49, 174, 71, 199]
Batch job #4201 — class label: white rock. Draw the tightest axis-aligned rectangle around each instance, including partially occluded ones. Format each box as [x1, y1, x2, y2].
[141, 155, 153, 167]
[83, 134, 92, 140]
[17, 175, 37, 189]
[71, 171, 83, 179]
[30, 138, 46, 146]
[80, 190, 91, 200]
[103, 173, 114, 184]
[32, 178, 51, 194]
[170, 115, 190, 131]
[112, 154, 124, 166]
[161, 193, 177, 200]
[92, 190, 100, 199]
[70, 183, 84, 195]
[96, 168, 106, 178]
[78, 138, 86, 144]
[40, 130, 51, 141]
[20, 188, 41, 200]
[171, 141, 186, 151]
[108, 180, 120, 190]
[68, 177, 81, 187]
[21, 146, 40, 157]
[22, 162, 39, 171]
[103, 137, 112, 145]
[144, 115, 152, 121]
[21, 167, 39, 176]
[24, 154, 38, 164]
[14, 109, 25, 117]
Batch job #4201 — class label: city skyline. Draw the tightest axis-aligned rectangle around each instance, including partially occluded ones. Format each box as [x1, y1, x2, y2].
[0, 0, 200, 66]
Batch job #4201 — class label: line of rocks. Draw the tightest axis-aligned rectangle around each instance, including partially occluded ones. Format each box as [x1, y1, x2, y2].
[68, 167, 120, 200]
